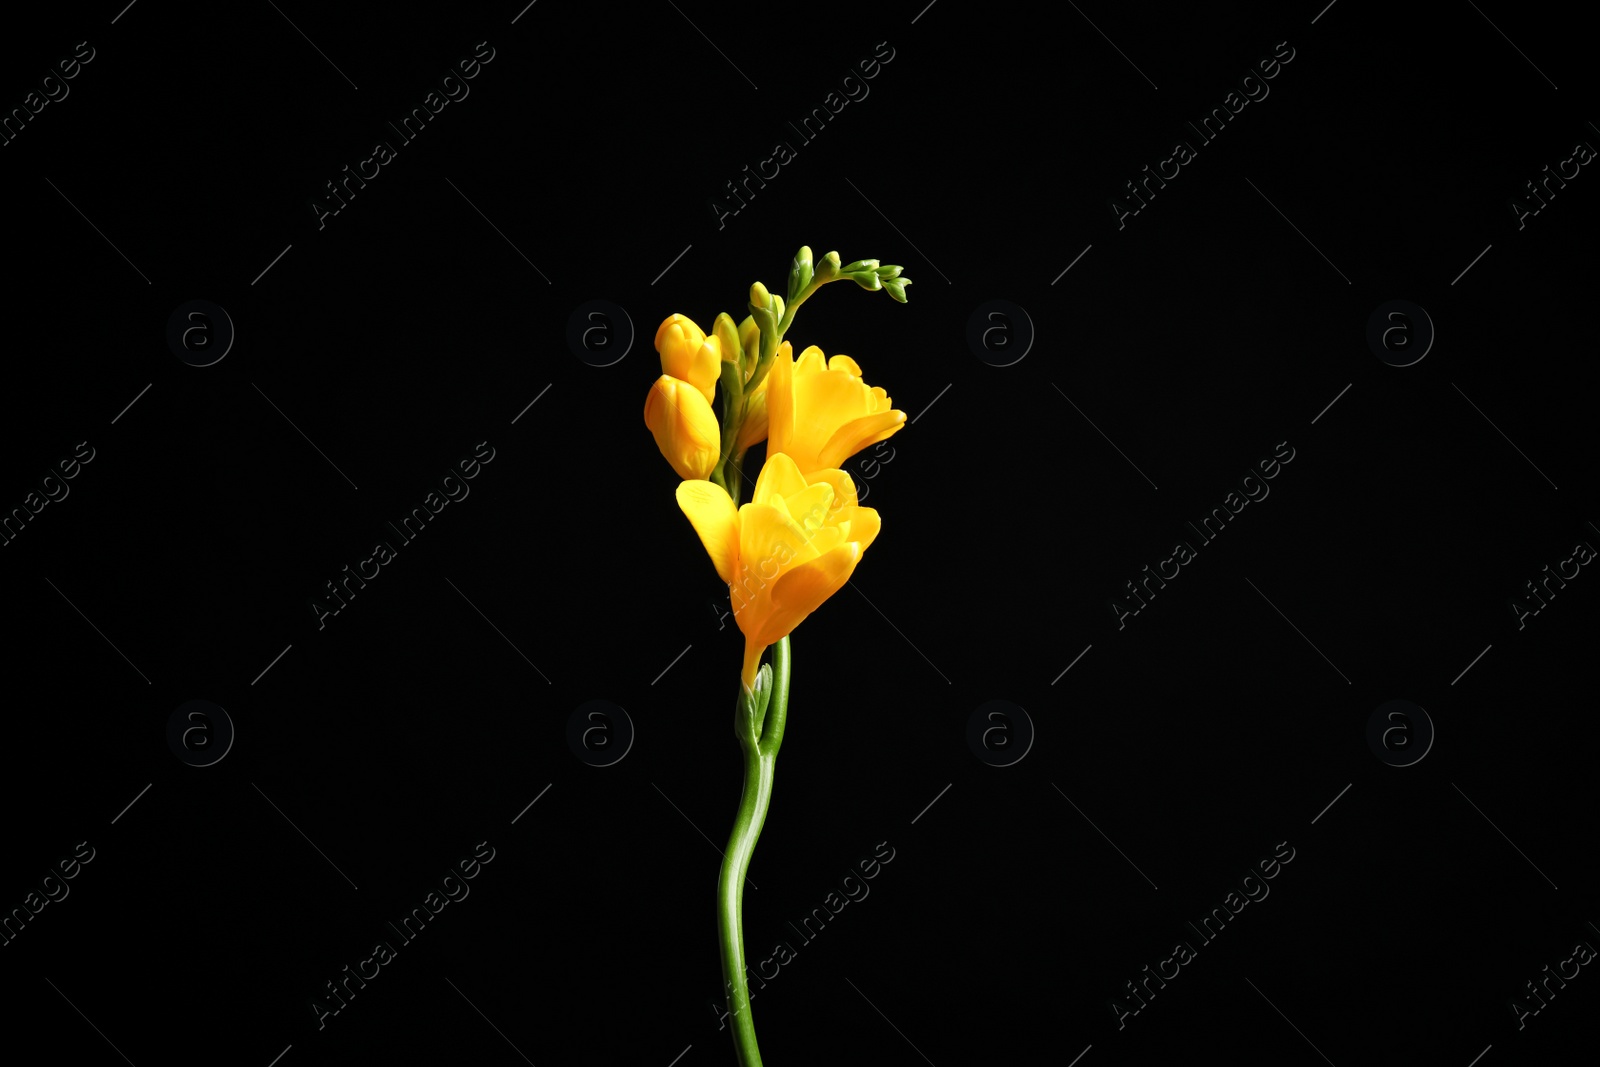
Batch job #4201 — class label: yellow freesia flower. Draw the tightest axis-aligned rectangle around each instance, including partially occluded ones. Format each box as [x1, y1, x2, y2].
[677, 451, 880, 688]
[644, 375, 721, 480]
[656, 314, 720, 404]
[735, 372, 769, 451]
[766, 343, 906, 474]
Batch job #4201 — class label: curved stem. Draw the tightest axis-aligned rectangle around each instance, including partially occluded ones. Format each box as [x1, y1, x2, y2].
[716, 636, 792, 1067]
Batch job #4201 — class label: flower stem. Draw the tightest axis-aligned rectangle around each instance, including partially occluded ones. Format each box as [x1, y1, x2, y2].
[717, 636, 791, 1067]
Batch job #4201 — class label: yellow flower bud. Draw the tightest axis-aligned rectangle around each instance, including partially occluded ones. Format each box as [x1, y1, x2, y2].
[764, 342, 906, 475]
[655, 314, 719, 404]
[738, 315, 760, 363]
[644, 375, 721, 481]
[676, 451, 879, 688]
[749, 281, 770, 309]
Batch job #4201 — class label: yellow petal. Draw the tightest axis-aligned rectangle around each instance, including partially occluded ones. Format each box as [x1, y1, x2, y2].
[845, 505, 881, 554]
[827, 354, 862, 377]
[804, 468, 860, 512]
[738, 502, 807, 575]
[644, 375, 720, 480]
[655, 313, 706, 353]
[741, 636, 766, 690]
[764, 341, 794, 455]
[795, 345, 828, 375]
[675, 479, 740, 584]
[783, 483, 836, 535]
[752, 451, 808, 504]
[818, 409, 906, 470]
[760, 543, 861, 646]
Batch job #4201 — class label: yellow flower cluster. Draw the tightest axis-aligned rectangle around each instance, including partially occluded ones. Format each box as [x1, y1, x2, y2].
[643, 311, 907, 686]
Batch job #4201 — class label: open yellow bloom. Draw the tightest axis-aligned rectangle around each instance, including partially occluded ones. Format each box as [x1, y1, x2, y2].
[766, 343, 906, 474]
[677, 451, 880, 687]
[644, 375, 721, 480]
[656, 314, 720, 404]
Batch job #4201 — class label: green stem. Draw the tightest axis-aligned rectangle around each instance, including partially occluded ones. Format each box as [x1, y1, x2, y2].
[716, 636, 791, 1067]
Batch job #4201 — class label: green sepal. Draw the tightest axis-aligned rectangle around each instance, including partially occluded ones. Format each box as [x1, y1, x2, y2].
[738, 662, 774, 745]
[787, 246, 814, 305]
[717, 356, 744, 428]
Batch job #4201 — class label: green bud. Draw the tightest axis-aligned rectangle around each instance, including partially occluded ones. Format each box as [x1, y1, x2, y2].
[815, 250, 841, 282]
[841, 258, 880, 273]
[771, 293, 785, 320]
[875, 264, 903, 280]
[851, 271, 882, 291]
[787, 245, 814, 304]
[750, 281, 771, 309]
[750, 302, 779, 354]
[738, 315, 760, 375]
[713, 313, 741, 365]
[883, 277, 910, 303]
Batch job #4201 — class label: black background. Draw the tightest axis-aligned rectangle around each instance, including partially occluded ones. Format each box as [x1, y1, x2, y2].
[1, 2, 1596, 1065]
